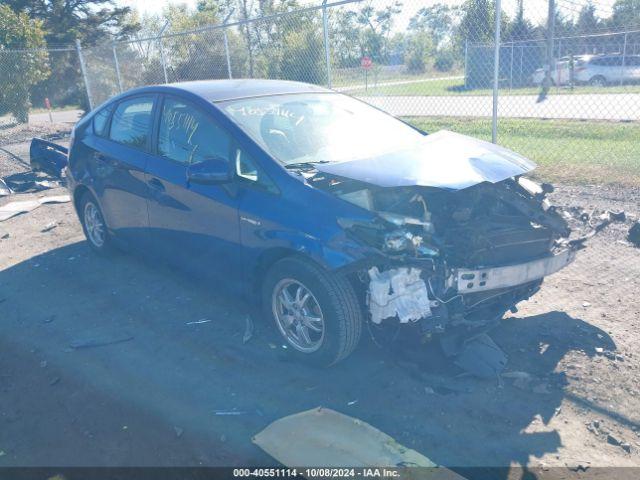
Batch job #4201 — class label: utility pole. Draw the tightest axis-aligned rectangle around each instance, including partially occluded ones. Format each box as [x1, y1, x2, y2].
[542, 0, 556, 92]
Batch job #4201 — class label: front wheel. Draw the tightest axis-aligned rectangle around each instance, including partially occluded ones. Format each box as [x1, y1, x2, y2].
[589, 75, 607, 87]
[262, 257, 362, 366]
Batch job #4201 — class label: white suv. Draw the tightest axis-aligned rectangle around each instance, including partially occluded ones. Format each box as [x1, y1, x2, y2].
[531, 54, 640, 86]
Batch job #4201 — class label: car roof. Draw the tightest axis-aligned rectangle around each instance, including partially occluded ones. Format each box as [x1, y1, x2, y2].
[125, 79, 332, 103]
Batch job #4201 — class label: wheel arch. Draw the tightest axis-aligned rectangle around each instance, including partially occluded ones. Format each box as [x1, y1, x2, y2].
[251, 248, 323, 297]
[73, 184, 93, 215]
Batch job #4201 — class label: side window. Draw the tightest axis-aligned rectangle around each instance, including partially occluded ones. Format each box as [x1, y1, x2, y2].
[158, 97, 230, 165]
[93, 105, 113, 137]
[590, 57, 604, 66]
[235, 149, 278, 194]
[109, 96, 154, 149]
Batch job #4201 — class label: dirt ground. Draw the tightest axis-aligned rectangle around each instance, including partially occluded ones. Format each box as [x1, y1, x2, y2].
[1, 129, 640, 478]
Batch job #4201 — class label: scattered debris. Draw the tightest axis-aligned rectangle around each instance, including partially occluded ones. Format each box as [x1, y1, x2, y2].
[69, 331, 133, 349]
[0, 229, 8, 239]
[454, 333, 507, 379]
[186, 318, 211, 325]
[582, 302, 591, 308]
[621, 442, 632, 453]
[173, 426, 184, 438]
[0, 178, 11, 197]
[595, 347, 604, 354]
[0, 194, 70, 222]
[41, 221, 57, 232]
[424, 386, 435, 395]
[628, 222, 640, 248]
[347, 400, 358, 406]
[607, 433, 622, 446]
[29, 137, 68, 177]
[49, 377, 61, 386]
[242, 316, 254, 344]
[252, 407, 444, 469]
[568, 463, 591, 473]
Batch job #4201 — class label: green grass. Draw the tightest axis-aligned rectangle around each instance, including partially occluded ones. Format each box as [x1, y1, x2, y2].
[404, 116, 640, 186]
[346, 76, 640, 96]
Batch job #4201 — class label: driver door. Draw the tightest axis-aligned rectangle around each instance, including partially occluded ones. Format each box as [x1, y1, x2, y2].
[145, 95, 242, 288]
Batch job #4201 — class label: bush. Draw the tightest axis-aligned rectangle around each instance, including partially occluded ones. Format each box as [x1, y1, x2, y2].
[434, 50, 455, 72]
[404, 31, 433, 75]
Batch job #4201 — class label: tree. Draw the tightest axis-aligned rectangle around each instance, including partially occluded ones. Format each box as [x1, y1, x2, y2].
[404, 30, 433, 74]
[0, 5, 49, 122]
[355, 1, 402, 62]
[5, 0, 137, 45]
[575, 2, 600, 34]
[504, 0, 537, 42]
[457, 0, 496, 46]
[6, 0, 139, 109]
[409, 4, 458, 49]
[611, 0, 640, 26]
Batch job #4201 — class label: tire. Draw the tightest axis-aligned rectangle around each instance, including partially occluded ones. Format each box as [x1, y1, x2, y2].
[79, 192, 115, 255]
[262, 257, 362, 366]
[589, 75, 607, 87]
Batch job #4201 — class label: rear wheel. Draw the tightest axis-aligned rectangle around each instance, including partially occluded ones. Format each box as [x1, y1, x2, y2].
[262, 257, 362, 366]
[79, 192, 114, 255]
[589, 75, 607, 87]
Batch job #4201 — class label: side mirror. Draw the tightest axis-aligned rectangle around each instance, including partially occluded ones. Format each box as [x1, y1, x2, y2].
[187, 157, 231, 185]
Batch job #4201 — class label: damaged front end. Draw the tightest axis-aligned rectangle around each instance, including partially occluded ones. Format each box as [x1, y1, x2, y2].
[296, 132, 621, 373]
[324, 176, 574, 338]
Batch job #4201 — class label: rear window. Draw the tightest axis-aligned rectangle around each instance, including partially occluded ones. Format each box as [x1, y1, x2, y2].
[109, 96, 155, 150]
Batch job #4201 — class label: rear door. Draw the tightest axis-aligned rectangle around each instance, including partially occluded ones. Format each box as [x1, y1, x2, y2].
[89, 95, 157, 247]
[145, 95, 243, 288]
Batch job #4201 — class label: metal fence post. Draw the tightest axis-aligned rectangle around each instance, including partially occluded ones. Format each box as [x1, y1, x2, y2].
[620, 31, 628, 86]
[464, 39, 468, 89]
[491, 0, 502, 144]
[75, 39, 93, 111]
[322, 0, 332, 88]
[223, 28, 233, 79]
[159, 38, 169, 83]
[509, 43, 514, 90]
[112, 41, 123, 93]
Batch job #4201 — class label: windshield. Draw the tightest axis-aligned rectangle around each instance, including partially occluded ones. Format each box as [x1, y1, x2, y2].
[220, 93, 425, 166]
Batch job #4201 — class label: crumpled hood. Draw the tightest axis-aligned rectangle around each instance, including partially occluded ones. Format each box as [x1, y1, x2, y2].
[314, 130, 536, 190]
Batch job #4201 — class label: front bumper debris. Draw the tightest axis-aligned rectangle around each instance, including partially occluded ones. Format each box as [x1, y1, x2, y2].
[454, 248, 576, 294]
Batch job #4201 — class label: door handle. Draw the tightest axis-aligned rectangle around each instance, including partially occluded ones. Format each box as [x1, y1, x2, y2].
[148, 177, 165, 192]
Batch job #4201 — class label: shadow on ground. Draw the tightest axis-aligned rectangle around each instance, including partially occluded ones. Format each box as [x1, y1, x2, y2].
[0, 241, 620, 477]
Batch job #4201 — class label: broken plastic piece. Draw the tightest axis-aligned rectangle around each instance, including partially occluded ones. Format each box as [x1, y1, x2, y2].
[0, 194, 70, 222]
[368, 267, 432, 324]
[252, 407, 438, 467]
[0, 178, 12, 197]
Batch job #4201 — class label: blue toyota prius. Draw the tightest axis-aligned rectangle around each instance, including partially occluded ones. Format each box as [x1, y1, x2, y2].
[66, 79, 579, 367]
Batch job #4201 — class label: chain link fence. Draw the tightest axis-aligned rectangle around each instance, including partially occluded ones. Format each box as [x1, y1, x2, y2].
[1, 0, 640, 187]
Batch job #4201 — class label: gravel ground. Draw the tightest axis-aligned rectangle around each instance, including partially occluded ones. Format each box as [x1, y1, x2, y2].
[0, 139, 639, 477]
